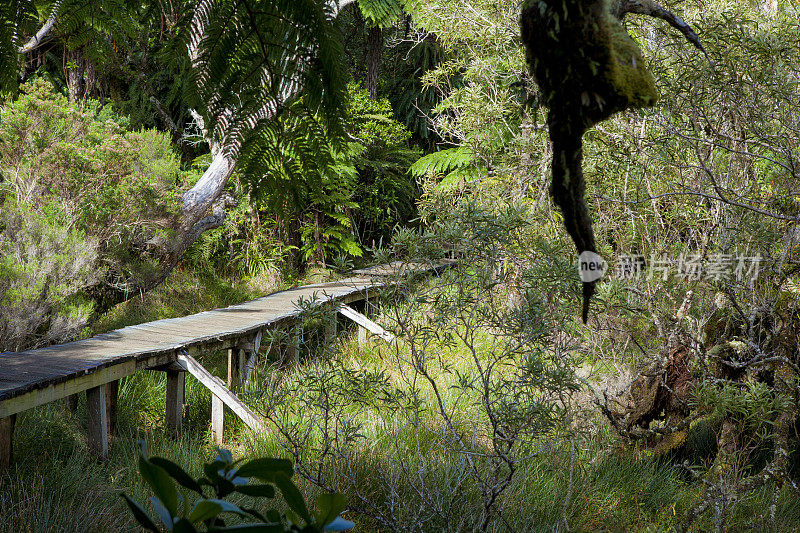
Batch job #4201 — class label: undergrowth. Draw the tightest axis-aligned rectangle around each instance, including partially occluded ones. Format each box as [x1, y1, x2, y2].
[2, 274, 799, 532]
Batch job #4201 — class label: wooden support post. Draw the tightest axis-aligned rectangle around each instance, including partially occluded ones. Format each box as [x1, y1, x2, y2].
[227, 348, 245, 391]
[177, 353, 264, 433]
[354, 299, 369, 346]
[211, 394, 224, 446]
[165, 370, 185, 434]
[0, 414, 16, 469]
[66, 394, 78, 413]
[241, 350, 255, 388]
[287, 326, 302, 364]
[105, 380, 118, 441]
[86, 386, 109, 461]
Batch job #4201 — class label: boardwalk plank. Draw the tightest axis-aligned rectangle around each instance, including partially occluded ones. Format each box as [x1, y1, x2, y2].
[0, 262, 454, 416]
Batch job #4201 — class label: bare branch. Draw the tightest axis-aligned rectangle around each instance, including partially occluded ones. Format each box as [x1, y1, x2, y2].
[616, 0, 713, 65]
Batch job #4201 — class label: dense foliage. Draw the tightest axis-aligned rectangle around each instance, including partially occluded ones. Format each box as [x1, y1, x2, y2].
[1, 0, 799, 531]
[123, 444, 353, 532]
[0, 79, 195, 350]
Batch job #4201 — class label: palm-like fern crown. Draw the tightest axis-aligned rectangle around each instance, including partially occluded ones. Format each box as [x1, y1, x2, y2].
[181, 0, 347, 156]
[357, 0, 404, 28]
[3, 0, 153, 95]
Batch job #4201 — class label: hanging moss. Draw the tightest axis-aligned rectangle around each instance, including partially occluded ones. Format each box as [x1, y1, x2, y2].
[520, 0, 659, 321]
[521, 0, 658, 126]
[604, 14, 659, 109]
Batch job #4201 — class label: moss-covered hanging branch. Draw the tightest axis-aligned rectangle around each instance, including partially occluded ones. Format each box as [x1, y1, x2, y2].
[520, 0, 706, 322]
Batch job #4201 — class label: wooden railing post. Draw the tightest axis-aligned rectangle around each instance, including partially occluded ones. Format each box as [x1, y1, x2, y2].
[86, 386, 109, 461]
[211, 394, 224, 445]
[353, 299, 369, 346]
[66, 394, 78, 413]
[165, 370, 185, 434]
[242, 329, 262, 387]
[0, 414, 16, 469]
[177, 353, 264, 436]
[338, 303, 394, 345]
[357, 323, 368, 346]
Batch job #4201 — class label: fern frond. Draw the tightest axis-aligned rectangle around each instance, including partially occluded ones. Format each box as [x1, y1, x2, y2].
[357, 0, 404, 28]
[0, 0, 37, 94]
[185, 0, 347, 156]
[409, 146, 475, 178]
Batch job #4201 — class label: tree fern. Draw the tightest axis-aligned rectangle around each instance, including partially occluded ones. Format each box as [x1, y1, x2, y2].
[357, 0, 404, 28]
[0, 0, 37, 94]
[181, 0, 348, 157]
[410, 146, 481, 192]
[410, 146, 475, 176]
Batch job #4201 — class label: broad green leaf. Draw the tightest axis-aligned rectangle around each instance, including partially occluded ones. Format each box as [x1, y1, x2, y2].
[274, 472, 311, 524]
[234, 484, 276, 498]
[323, 516, 356, 532]
[120, 493, 159, 533]
[203, 460, 227, 483]
[235, 458, 293, 480]
[150, 457, 204, 495]
[207, 524, 284, 532]
[173, 518, 200, 533]
[140, 454, 180, 515]
[188, 500, 224, 523]
[204, 498, 247, 516]
[151, 496, 175, 530]
[316, 493, 347, 527]
[215, 448, 234, 464]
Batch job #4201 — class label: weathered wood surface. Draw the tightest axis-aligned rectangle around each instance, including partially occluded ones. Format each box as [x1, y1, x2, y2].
[0, 261, 455, 419]
[0, 415, 15, 468]
[353, 259, 453, 277]
[338, 304, 395, 342]
[177, 353, 264, 435]
[86, 385, 109, 460]
[0, 277, 364, 415]
[165, 369, 185, 434]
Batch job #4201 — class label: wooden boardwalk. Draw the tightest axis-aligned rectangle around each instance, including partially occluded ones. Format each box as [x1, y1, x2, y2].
[0, 261, 453, 465]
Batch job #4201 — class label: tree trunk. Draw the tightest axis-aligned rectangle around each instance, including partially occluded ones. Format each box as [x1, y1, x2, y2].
[65, 46, 98, 102]
[365, 26, 383, 99]
[65, 47, 85, 102]
[85, 149, 235, 317]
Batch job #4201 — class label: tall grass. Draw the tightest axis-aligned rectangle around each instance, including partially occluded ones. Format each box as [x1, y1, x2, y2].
[2, 271, 799, 532]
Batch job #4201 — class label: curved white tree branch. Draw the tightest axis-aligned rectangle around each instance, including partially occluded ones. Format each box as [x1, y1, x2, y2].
[178, 0, 349, 248]
[18, 0, 63, 54]
[333, 0, 358, 16]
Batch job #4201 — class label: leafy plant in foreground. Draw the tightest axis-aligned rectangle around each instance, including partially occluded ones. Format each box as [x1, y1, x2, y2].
[122, 443, 353, 532]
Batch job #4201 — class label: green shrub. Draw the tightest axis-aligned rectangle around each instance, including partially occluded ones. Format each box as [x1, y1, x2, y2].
[0, 79, 200, 348]
[0, 198, 97, 351]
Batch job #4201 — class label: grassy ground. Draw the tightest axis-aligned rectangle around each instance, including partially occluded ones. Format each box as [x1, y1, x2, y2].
[92, 265, 342, 333]
[1, 268, 799, 532]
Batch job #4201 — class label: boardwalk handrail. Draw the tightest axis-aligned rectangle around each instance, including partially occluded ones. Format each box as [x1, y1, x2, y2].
[176, 352, 264, 431]
[0, 259, 456, 464]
